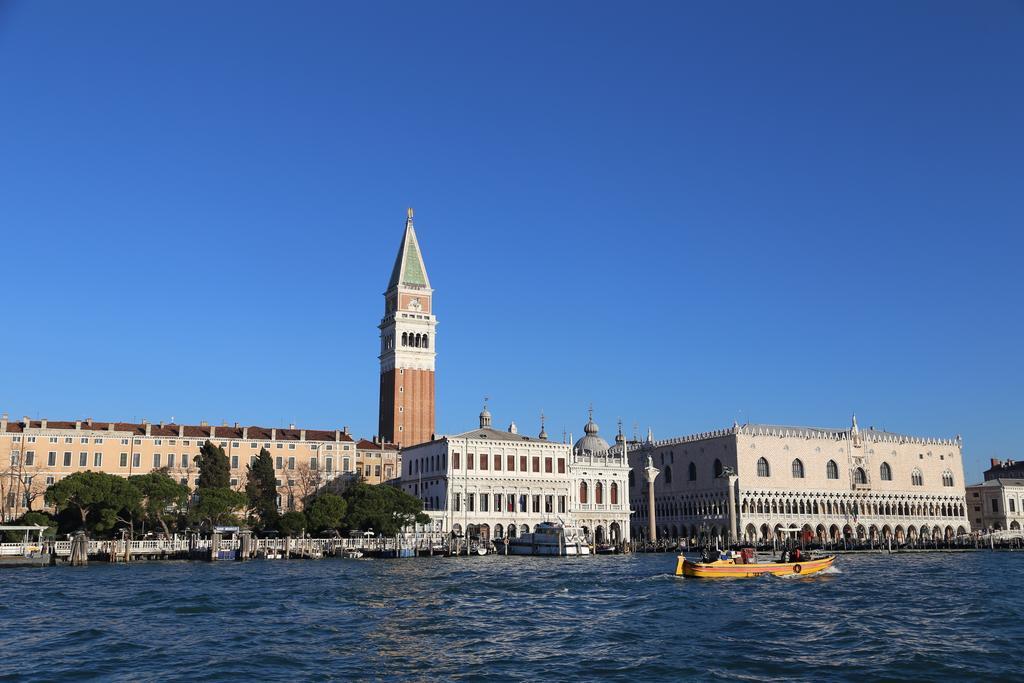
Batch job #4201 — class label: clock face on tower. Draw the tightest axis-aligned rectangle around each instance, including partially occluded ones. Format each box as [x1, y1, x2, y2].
[409, 297, 422, 311]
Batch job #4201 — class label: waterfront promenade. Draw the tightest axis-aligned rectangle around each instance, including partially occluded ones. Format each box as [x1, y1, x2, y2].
[0, 533, 450, 565]
[4, 528, 1022, 569]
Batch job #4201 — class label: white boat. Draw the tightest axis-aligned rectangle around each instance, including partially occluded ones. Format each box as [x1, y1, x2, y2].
[505, 522, 591, 556]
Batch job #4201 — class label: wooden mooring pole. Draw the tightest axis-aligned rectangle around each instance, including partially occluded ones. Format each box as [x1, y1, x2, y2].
[70, 532, 88, 566]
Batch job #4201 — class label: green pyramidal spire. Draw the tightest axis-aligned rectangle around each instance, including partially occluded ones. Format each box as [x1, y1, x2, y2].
[387, 208, 431, 290]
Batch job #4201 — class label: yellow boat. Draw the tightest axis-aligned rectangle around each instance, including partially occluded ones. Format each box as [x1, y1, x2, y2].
[676, 553, 836, 578]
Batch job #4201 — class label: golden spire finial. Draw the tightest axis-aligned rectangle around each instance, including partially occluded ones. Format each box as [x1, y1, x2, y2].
[407, 207, 414, 220]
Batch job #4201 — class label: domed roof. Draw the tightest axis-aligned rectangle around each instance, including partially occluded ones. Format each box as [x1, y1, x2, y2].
[574, 407, 609, 455]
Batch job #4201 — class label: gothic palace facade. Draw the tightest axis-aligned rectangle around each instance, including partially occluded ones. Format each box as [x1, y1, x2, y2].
[625, 417, 970, 543]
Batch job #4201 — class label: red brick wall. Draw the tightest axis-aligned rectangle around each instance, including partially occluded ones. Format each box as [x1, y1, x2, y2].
[379, 368, 434, 447]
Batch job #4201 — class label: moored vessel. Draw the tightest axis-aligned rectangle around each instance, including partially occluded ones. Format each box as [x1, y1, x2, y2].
[505, 521, 591, 556]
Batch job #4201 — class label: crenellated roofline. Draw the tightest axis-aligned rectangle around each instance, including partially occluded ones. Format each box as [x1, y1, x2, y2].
[623, 423, 962, 450]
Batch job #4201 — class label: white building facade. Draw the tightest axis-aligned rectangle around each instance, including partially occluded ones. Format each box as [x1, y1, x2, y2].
[400, 407, 631, 545]
[625, 417, 969, 544]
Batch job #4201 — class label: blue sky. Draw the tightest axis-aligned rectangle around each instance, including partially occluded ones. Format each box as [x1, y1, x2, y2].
[0, 2, 1021, 482]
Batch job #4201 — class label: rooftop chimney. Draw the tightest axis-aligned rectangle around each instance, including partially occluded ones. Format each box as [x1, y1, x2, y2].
[300, 429, 306, 441]
[334, 430, 341, 442]
[86, 417, 93, 427]
[178, 425, 184, 438]
[242, 426, 249, 440]
[41, 419, 48, 429]
[271, 428, 276, 441]
[289, 423, 296, 430]
[108, 423, 115, 432]
[210, 425, 217, 438]
[75, 420, 81, 430]
[200, 420, 208, 427]
[0, 413, 7, 432]
[992, 458, 1001, 467]
[145, 422, 152, 437]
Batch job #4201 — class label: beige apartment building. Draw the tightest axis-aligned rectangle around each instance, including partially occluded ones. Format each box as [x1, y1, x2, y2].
[0, 413, 376, 520]
[966, 478, 1024, 532]
[355, 438, 400, 484]
[625, 416, 970, 543]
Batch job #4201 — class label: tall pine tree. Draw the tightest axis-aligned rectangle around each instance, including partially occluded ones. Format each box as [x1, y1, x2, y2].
[195, 440, 231, 490]
[245, 447, 279, 530]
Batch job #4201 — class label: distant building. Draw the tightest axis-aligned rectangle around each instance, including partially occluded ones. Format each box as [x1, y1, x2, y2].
[378, 208, 436, 448]
[966, 479, 1024, 532]
[983, 458, 1024, 481]
[0, 414, 362, 520]
[399, 406, 631, 544]
[355, 438, 400, 484]
[623, 416, 969, 544]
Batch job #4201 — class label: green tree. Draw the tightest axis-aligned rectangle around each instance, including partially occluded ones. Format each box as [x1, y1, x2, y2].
[305, 493, 347, 533]
[278, 510, 307, 536]
[245, 447, 279, 530]
[190, 487, 246, 529]
[195, 440, 231, 489]
[341, 483, 430, 537]
[129, 469, 189, 537]
[44, 471, 142, 536]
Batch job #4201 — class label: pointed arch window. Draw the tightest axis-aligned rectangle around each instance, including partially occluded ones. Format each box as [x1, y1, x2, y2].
[880, 462, 892, 481]
[826, 460, 839, 480]
[942, 470, 954, 487]
[688, 462, 697, 481]
[756, 457, 770, 478]
[854, 467, 867, 485]
[714, 459, 723, 478]
[911, 469, 923, 486]
[664, 466, 672, 484]
[579, 481, 588, 504]
[628, 470, 635, 488]
[791, 459, 804, 479]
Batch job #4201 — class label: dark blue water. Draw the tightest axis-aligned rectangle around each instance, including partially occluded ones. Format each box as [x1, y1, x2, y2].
[1, 553, 1021, 681]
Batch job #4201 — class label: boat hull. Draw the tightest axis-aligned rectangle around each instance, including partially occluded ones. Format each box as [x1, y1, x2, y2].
[506, 541, 590, 556]
[676, 554, 835, 578]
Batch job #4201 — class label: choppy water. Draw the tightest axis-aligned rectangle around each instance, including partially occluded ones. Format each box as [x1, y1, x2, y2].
[1, 552, 1022, 681]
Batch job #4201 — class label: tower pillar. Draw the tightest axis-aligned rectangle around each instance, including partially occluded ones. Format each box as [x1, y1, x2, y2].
[644, 455, 660, 542]
[378, 209, 437, 446]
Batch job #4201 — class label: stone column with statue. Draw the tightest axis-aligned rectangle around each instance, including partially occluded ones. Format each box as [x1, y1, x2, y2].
[644, 455, 660, 543]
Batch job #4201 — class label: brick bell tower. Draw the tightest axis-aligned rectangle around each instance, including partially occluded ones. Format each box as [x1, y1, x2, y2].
[378, 208, 436, 447]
